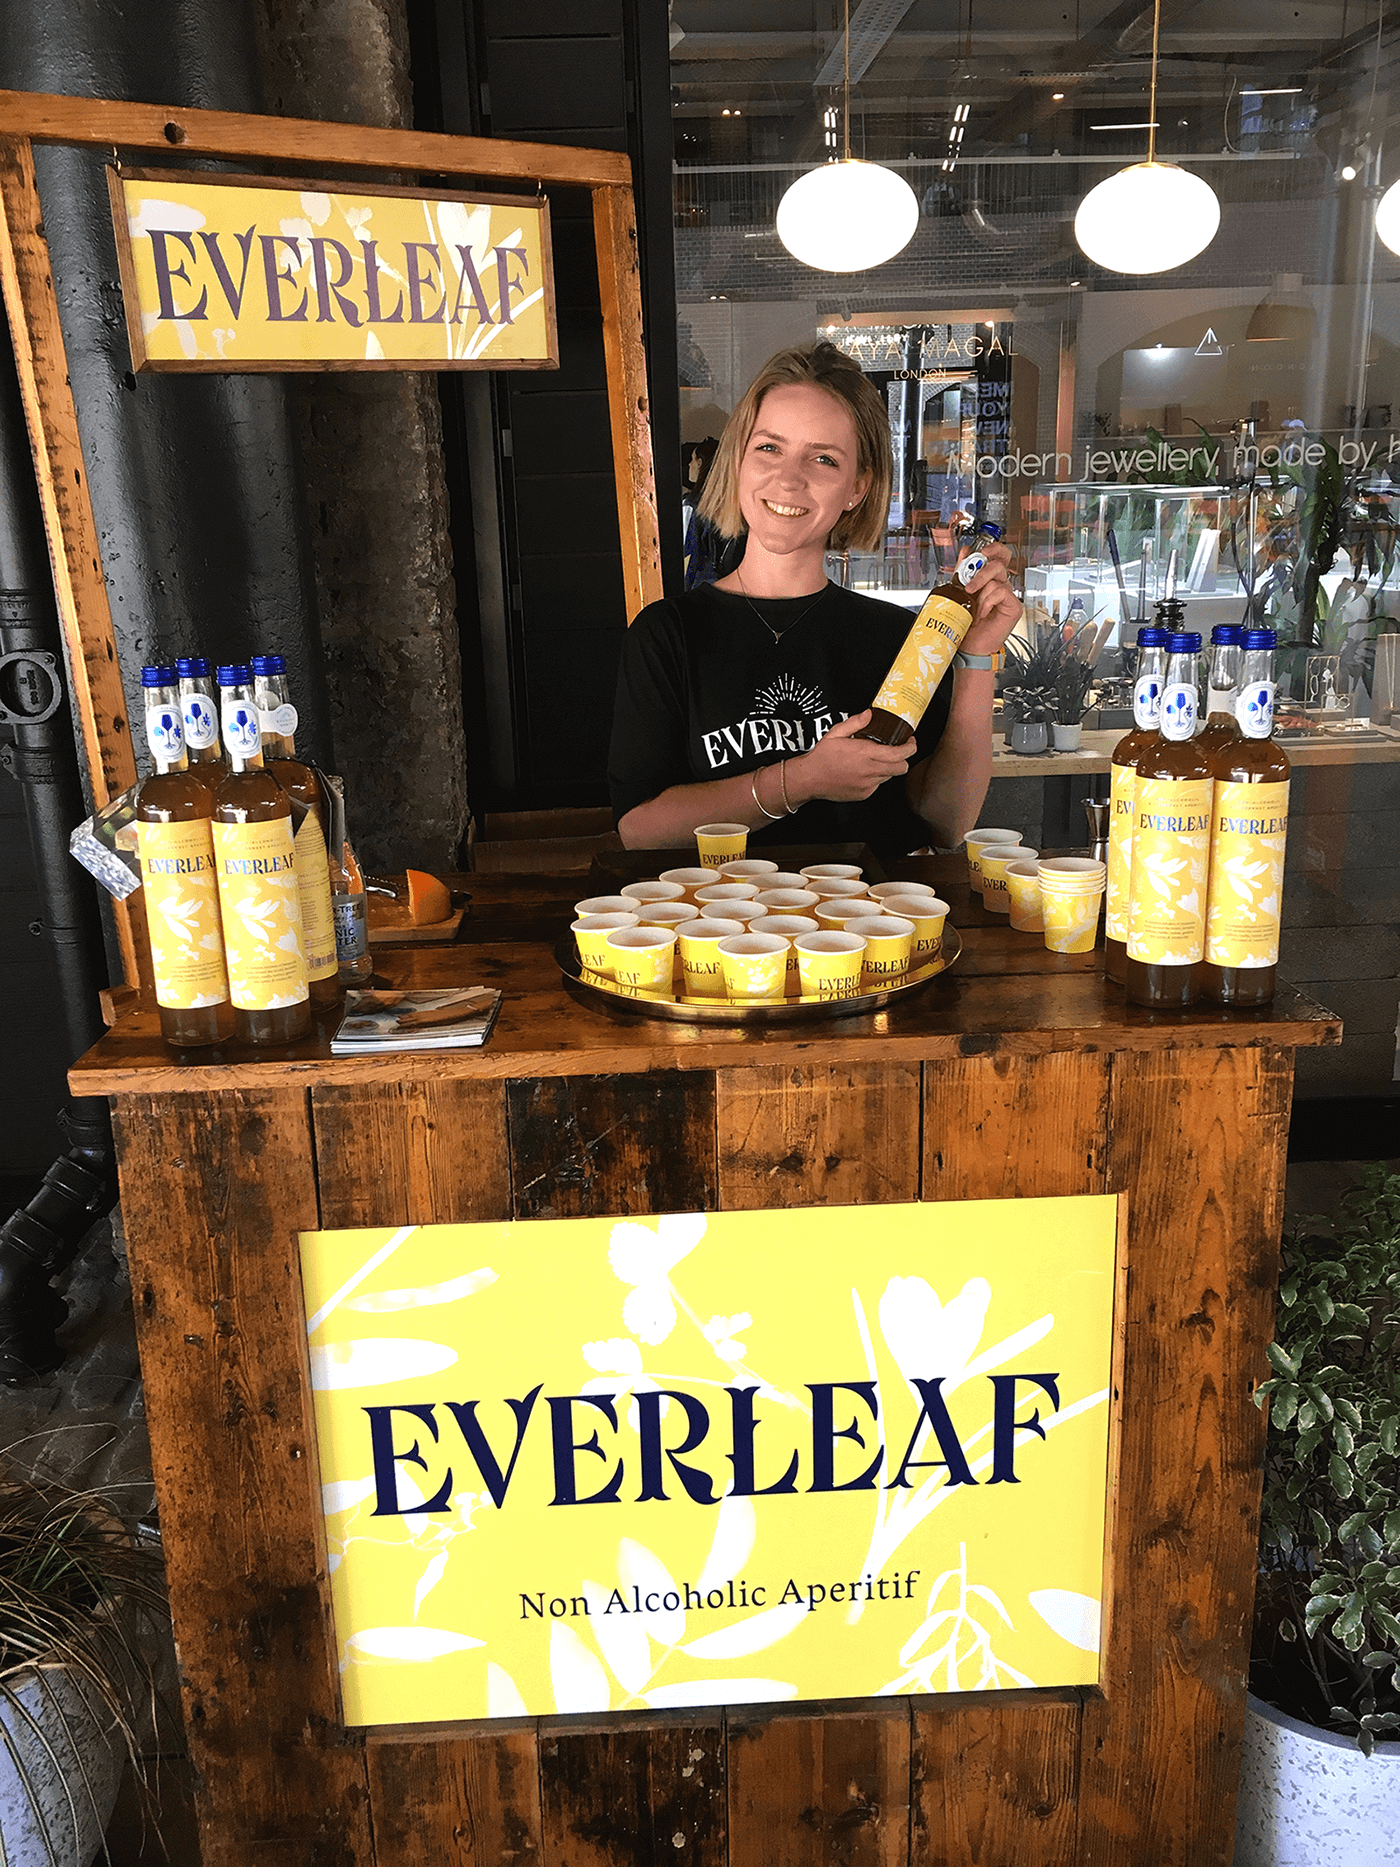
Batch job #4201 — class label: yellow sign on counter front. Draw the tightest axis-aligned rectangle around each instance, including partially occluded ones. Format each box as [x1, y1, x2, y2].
[299, 1197, 1119, 1727]
[109, 168, 556, 371]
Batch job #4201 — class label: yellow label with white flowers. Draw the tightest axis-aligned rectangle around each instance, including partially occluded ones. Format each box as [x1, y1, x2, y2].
[1126, 776, 1212, 965]
[137, 818, 228, 1009]
[1204, 780, 1289, 969]
[294, 811, 339, 982]
[1104, 761, 1136, 943]
[298, 1196, 1119, 1726]
[871, 592, 972, 728]
[211, 817, 309, 1010]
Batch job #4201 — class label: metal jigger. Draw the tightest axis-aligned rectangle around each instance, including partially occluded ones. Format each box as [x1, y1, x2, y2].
[1084, 797, 1110, 864]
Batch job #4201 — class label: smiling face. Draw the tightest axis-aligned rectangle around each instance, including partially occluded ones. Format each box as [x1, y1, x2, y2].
[735, 382, 870, 566]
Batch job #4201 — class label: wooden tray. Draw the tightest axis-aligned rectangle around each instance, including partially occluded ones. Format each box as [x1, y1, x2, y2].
[554, 926, 960, 1024]
[366, 883, 466, 945]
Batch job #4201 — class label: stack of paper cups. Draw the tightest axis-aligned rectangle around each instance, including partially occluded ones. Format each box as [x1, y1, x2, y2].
[1037, 858, 1106, 954]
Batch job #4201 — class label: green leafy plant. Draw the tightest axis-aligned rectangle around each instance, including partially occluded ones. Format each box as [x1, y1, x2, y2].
[0, 1466, 170, 1860]
[1253, 1166, 1400, 1755]
[1054, 656, 1098, 727]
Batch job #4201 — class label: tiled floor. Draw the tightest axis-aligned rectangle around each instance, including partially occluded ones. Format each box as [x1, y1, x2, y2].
[2, 1155, 1392, 1866]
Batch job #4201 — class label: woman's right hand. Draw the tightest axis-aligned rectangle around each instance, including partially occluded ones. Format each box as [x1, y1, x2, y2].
[788, 711, 914, 803]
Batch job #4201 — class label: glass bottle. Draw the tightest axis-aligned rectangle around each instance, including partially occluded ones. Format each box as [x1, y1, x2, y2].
[212, 665, 311, 1046]
[1202, 630, 1291, 1007]
[1125, 631, 1214, 1009]
[856, 521, 1004, 746]
[1104, 624, 1170, 985]
[135, 666, 229, 1049]
[1197, 625, 1243, 759]
[324, 772, 373, 985]
[176, 656, 224, 787]
[250, 653, 340, 1007]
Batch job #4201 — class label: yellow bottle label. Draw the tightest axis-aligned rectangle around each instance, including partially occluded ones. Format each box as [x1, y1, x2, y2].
[212, 817, 309, 1011]
[1105, 760, 1136, 942]
[294, 810, 339, 981]
[870, 590, 972, 728]
[1205, 779, 1289, 969]
[1126, 775, 1213, 966]
[137, 818, 228, 1010]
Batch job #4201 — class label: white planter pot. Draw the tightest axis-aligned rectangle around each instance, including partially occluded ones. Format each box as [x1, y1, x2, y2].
[1233, 1691, 1400, 1867]
[0, 1665, 125, 1867]
[1051, 722, 1083, 749]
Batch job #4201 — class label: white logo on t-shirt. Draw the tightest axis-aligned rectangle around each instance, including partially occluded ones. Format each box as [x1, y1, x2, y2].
[701, 679, 845, 769]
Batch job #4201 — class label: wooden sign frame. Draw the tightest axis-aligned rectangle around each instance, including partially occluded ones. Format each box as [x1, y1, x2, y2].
[0, 89, 661, 988]
[106, 165, 561, 374]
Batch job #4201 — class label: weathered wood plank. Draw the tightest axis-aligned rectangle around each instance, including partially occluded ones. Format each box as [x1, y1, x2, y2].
[311, 1077, 512, 1228]
[911, 1690, 1081, 1866]
[367, 1730, 543, 1865]
[110, 1088, 373, 1867]
[506, 1071, 716, 1219]
[715, 1061, 921, 1210]
[592, 182, 663, 622]
[540, 1722, 726, 1867]
[726, 1702, 911, 1867]
[1075, 1045, 1292, 1867]
[923, 1052, 1111, 1201]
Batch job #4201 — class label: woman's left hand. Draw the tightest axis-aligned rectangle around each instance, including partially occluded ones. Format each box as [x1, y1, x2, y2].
[956, 537, 1023, 655]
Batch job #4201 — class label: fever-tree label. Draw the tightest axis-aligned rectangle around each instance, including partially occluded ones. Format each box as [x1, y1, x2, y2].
[1204, 780, 1289, 969]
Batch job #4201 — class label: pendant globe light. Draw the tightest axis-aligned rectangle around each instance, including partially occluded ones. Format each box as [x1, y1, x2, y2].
[1376, 177, 1400, 256]
[776, 0, 919, 273]
[1073, 0, 1220, 274]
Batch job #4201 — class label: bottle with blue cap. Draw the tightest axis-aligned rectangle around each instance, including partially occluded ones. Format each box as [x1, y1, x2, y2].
[250, 654, 340, 1006]
[1125, 629, 1213, 1008]
[1104, 623, 1172, 985]
[175, 656, 223, 778]
[855, 519, 1004, 746]
[1199, 624, 1244, 757]
[135, 665, 229, 1048]
[1202, 628, 1290, 1007]
[210, 665, 311, 1045]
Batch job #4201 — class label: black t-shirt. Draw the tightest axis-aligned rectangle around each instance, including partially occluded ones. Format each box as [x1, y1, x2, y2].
[608, 582, 952, 854]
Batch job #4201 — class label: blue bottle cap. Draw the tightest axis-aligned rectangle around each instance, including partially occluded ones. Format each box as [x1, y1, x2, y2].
[1209, 625, 1243, 645]
[175, 656, 210, 678]
[140, 664, 176, 687]
[216, 664, 251, 687]
[1167, 631, 1203, 654]
[250, 654, 286, 676]
[977, 520, 1003, 541]
[1137, 627, 1169, 647]
[1243, 628, 1277, 651]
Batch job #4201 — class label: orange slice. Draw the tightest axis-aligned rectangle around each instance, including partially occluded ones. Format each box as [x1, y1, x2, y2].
[405, 869, 451, 925]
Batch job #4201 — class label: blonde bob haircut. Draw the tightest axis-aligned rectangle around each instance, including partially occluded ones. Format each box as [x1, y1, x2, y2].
[696, 341, 893, 554]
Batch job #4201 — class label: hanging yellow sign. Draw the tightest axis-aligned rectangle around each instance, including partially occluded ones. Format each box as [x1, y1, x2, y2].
[108, 168, 556, 371]
[299, 1196, 1120, 1727]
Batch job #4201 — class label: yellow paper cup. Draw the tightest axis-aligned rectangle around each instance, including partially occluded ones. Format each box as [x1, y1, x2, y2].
[847, 914, 914, 986]
[573, 912, 641, 977]
[802, 875, 868, 900]
[1004, 862, 1043, 933]
[694, 882, 760, 910]
[759, 914, 820, 996]
[676, 916, 744, 998]
[965, 828, 1021, 895]
[637, 901, 701, 931]
[979, 845, 1039, 915]
[696, 822, 748, 869]
[621, 879, 685, 906]
[718, 900, 769, 926]
[718, 859, 780, 882]
[761, 872, 808, 890]
[815, 898, 875, 931]
[574, 893, 637, 918]
[1038, 858, 1106, 955]
[868, 880, 937, 903]
[794, 930, 867, 1001]
[718, 932, 788, 1002]
[879, 895, 948, 961]
[753, 887, 821, 912]
[605, 926, 677, 993]
[660, 866, 715, 901]
[799, 863, 863, 882]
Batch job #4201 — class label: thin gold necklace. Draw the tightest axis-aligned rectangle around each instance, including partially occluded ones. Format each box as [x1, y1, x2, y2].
[734, 568, 831, 645]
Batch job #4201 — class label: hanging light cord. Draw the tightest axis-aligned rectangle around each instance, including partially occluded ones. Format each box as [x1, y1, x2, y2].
[1147, 0, 1161, 166]
[843, 0, 852, 161]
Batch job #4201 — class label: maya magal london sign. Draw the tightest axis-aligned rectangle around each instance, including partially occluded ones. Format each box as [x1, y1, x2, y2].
[108, 168, 557, 371]
[299, 1195, 1120, 1727]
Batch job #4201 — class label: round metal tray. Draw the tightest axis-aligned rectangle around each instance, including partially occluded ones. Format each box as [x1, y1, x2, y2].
[555, 926, 961, 1025]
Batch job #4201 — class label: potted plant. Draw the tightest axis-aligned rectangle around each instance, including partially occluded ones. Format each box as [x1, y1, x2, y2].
[1052, 657, 1097, 751]
[1001, 623, 1069, 754]
[1235, 1165, 1400, 1866]
[0, 1466, 168, 1867]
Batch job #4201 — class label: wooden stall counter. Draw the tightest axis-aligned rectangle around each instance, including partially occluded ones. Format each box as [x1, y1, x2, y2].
[73, 855, 1340, 1867]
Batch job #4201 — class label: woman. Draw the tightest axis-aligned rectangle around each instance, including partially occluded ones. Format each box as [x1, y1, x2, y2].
[609, 342, 1023, 852]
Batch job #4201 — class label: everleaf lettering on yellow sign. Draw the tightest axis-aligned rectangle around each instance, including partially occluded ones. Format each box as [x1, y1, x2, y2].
[110, 170, 556, 371]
